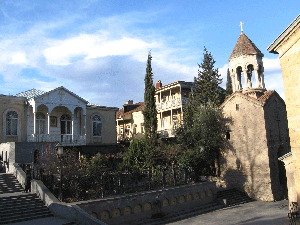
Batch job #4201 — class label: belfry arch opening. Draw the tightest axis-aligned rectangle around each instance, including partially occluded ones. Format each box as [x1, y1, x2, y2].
[235, 66, 244, 91]
[246, 64, 254, 89]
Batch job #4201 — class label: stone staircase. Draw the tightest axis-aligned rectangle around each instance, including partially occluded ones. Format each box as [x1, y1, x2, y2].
[216, 188, 254, 207]
[0, 173, 53, 224]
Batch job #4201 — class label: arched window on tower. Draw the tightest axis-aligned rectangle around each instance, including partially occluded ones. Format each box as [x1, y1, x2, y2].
[92, 115, 102, 137]
[246, 64, 254, 89]
[236, 66, 243, 91]
[6, 111, 18, 135]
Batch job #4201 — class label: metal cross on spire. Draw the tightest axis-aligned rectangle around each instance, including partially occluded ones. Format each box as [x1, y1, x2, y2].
[239, 22, 244, 32]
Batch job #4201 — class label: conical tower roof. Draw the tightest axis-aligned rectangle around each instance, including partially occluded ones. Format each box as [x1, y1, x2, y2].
[229, 32, 264, 61]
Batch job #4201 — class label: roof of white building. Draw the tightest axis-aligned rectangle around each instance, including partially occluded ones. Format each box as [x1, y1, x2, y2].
[15, 88, 46, 99]
[15, 86, 119, 110]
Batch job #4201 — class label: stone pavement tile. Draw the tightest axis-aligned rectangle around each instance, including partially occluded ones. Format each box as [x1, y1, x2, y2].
[6, 216, 73, 225]
[167, 200, 290, 225]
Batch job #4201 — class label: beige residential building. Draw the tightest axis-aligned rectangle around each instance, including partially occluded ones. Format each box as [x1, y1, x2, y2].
[116, 101, 145, 142]
[220, 30, 290, 201]
[155, 80, 193, 137]
[267, 14, 300, 210]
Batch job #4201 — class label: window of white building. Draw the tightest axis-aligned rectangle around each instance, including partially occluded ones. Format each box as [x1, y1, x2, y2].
[36, 112, 45, 134]
[61, 114, 72, 134]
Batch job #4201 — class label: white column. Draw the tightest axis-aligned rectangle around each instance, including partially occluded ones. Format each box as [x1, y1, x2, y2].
[83, 114, 87, 143]
[243, 69, 248, 89]
[170, 89, 172, 107]
[231, 73, 236, 92]
[33, 112, 36, 135]
[71, 113, 74, 142]
[254, 69, 260, 88]
[160, 112, 163, 131]
[47, 113, 50, 135]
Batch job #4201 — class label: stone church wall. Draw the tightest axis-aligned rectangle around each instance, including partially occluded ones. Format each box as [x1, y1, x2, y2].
[221, 95, 274, 201]
[263, 94, 290, 200]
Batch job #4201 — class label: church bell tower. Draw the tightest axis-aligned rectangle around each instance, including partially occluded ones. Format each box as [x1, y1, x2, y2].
[229, 22, 265, 95]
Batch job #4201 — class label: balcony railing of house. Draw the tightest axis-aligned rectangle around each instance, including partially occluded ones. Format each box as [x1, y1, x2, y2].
[158, 129, 175, 138]
[156, 97, 188, 112]
[27, 134, 86, 145]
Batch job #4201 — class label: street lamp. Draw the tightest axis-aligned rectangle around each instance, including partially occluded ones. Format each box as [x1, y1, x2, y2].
[56, 143, 63, 201]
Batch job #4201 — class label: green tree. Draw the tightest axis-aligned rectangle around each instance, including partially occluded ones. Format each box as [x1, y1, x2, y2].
[143, 51, 157, 166]
[87, 153, 109, 176]
[177, 102, 227, 176]
[226, 68, 233, 96]
[193, 47, 223, 106]
[122, 138, 147, 171]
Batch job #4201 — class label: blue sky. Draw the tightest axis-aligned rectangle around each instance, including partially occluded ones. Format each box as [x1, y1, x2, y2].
[0, 0, 299, 108]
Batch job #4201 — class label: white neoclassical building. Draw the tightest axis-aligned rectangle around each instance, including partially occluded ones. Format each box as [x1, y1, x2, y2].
[1, 86, 118, 146]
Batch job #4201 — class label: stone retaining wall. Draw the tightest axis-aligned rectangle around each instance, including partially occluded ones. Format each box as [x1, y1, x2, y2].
[74, 181, 216, 225]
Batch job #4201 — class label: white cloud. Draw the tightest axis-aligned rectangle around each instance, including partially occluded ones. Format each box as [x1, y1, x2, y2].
[43, 34, 153, 66]
[263, 57, 281, 72]
[10, 53, 27, 64]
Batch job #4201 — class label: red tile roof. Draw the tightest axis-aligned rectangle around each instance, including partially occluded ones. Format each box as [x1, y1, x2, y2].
[229, 32, 264, 61]
[220, 90, 277, 109]
[258, 90, 275, 103]
[116, 102, 145, 118]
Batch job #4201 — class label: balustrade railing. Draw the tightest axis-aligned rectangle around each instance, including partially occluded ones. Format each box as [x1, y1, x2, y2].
[27, 134, 86, 145]
[156, 97, 188, 111]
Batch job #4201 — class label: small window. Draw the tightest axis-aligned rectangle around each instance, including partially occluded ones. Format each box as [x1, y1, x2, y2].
[126, 125, 130, 135]
[141, 123, 144, 134]
[133, 124, 137, 134]
[236, 104, 239, 111]
[226, 131, 230, 140]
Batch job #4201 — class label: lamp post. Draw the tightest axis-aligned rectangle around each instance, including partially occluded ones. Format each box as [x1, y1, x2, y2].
[56, 143, 63, 201]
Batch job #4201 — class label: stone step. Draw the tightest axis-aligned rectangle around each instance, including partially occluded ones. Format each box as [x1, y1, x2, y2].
[0, 173, 24, 194]
[0, 174, 53, 224]
[217, 188, 254, 207]
[1, 213, 53, 225]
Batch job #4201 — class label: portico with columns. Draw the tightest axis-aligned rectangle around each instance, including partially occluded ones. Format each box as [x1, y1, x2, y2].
[25, 86, 88, 145]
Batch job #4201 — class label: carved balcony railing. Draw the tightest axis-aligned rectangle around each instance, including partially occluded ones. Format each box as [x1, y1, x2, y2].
[27, 134, 86, 145]
[156, 97, 188, 112]
[158, 129, 175, 138]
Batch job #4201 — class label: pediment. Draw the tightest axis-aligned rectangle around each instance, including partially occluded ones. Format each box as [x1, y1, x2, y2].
[33, 86, 88, 106]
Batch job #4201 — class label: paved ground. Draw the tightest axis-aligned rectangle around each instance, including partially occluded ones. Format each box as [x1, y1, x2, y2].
[167, 200, 291, 225]
[6, 216, 73, 225]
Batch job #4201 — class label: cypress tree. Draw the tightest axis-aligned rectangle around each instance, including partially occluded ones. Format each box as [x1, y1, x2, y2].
[193, 47, 223, 106]
[226, 68, 233, 96]
[143, 52, 157, 165]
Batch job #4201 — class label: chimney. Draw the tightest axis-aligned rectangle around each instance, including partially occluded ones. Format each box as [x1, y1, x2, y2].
[126, 100, 133, 105]
[156, 80, 162, 89]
